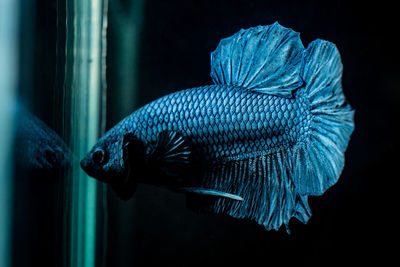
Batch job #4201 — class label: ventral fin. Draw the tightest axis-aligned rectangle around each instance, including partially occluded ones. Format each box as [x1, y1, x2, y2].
[180, 187, 244, 201]
[210, 22, 304, 98]
[149, 131, 191, 177]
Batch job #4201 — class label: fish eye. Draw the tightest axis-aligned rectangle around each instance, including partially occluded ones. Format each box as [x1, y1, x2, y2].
[44, 149, 56, 165]
[92, 148, 108, 165]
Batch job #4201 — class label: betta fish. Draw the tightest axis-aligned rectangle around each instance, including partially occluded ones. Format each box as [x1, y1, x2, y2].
[14, 106, 72, 175]
[81, 22, 354, 231]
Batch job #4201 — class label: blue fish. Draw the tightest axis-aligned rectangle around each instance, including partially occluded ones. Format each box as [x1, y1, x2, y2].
[81, 22, 354, 231]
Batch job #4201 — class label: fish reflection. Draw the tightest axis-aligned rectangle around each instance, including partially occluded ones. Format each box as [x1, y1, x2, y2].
[14, 107, 72, 175]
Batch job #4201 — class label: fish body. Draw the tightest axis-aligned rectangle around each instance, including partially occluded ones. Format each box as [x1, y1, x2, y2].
[131, 85, 309, 163]
[81, 22, 354, 231]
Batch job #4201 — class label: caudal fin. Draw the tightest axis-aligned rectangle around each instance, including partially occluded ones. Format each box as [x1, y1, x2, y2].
[293, 39, 355, 195]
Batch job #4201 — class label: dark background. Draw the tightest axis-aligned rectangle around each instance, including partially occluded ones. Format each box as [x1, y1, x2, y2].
[16, 0, 397, 266]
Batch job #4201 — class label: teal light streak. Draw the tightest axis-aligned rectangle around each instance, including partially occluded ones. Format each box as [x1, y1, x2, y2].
[0, 0, 19, 266]
[63, 0, 108, 266]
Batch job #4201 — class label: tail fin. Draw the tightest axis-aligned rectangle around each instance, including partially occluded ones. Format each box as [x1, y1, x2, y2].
[293, 39, 355, 195]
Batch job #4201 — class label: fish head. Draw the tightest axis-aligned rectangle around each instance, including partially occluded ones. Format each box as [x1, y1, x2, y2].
[81, 127, 146, 200]
[18, 138, 71, 172]
[80, 130, 125, 183]
[14, 109, 73, 175]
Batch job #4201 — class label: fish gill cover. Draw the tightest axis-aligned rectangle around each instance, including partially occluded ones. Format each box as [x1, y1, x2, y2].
[81, 22, 354, 232]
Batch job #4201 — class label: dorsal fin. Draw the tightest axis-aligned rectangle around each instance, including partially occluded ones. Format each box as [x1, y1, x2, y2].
[210, 22, 304, 97]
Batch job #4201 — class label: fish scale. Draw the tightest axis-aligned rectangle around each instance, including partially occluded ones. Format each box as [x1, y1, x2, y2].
[133, 85, 310, 162]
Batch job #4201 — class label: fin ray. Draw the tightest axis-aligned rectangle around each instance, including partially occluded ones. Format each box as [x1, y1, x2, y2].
[294, 39, 355, 195]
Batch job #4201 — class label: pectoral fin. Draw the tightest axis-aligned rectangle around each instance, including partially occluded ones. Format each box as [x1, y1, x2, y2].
[180, 187, 243, 201]
[149, 131, 191, 177]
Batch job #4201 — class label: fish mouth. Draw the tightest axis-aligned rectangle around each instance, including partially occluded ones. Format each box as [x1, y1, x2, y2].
[80, 156, 137, 200]
[80, 156, 101, 180]
[80, 156, 112, 184]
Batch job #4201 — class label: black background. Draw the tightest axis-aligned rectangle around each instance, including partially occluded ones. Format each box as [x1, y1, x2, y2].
[17, 0, 398, 266]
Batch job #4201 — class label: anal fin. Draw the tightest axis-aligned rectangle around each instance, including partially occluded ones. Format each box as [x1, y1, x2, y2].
[185, 150, 312, 232]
